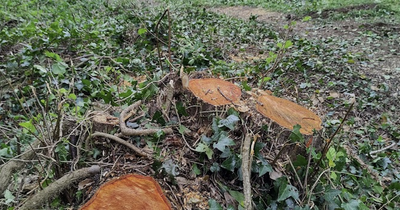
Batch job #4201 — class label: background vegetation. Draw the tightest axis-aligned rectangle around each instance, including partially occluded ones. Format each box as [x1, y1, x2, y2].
[1, 0, 399, 209]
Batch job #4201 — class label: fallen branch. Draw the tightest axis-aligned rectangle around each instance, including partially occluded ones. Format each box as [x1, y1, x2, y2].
[119, 101, 173, 136]
[241, 134, 252, 210]
[91, 132, 151, 159]
[0, 139, 41, 197]
[19, 165, 100, 210]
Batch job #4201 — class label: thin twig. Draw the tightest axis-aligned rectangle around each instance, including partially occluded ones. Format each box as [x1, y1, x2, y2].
[369, 141, 397, 155]
[155, 9, 169, 70]
[309, 102, 354, 183]
[172, 100, 196, 151]
[287, 154, 304, 190]
[307, 169, 330, 205]
[167, 8, 172, 72]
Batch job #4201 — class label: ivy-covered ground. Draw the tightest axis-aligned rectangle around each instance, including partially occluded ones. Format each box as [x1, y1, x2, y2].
[1, 0, 399, 209]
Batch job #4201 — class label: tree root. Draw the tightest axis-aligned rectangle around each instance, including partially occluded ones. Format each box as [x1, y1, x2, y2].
[19, 165, 100, 210]
[119, 101, 173, 136]
[0, 139, 41, 197]
[91, 132, 151, 159]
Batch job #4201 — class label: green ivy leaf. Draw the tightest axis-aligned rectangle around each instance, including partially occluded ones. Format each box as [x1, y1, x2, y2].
[277, 183, 299, 202]
[323, 187, 341, 202]
[284, 40, 293, 49]
[0, 148, 11, 158]
[52, 62, 67, 75]
[176, 101, 188, 116]
[68, 93, 77, 100]
[138, 28, 147, 35]
[302, 16, 311, 21]
[195, 142, 213, 159]
[228, 190, 245, 207]
[326, 147, 336, 167]
[208, 199, 223, 210]
[19, 120, 37, 134]
[192, 163, 201, 175]
[201, 135, 213, 145]
[4, 189, 15, 205]
[213, 135, 235, 152]
[218, 115, 239, 130]
[34, 64, 47, 73]
[45, 51, 62, 61]
[210, 162, 220, 172]
[258, 164, 272, 177]
[221, 155, 236, 172]
[179, 125, 191, 135]
[289, 124, 304, 143]
[342, 199, 360, 210]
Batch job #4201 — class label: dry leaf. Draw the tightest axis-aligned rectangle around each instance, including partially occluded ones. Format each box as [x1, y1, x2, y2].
[269, 170, 283, 180]
[329, 92, 340, 98]
[188, 78, 241, 106]
[256, 94, 322, 135]
[80, 174, 171, 210]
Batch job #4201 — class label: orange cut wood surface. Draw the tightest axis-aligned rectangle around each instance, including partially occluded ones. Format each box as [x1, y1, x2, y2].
[256, 94, 322, 135]
[80, 174, 171, 210]
[188, 78, 241, 106]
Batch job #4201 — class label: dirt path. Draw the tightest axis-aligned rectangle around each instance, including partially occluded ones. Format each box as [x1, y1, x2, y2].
[208, 6, 400, 96]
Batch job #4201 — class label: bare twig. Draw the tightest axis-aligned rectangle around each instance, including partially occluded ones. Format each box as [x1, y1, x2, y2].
[308, 102, 354, 183]
[307, 169, 330, 205]
[167, 8, 172, 72]
[287, 154, 304, 190]
[155, 9, 169, 70]
[172, 100, 196, 152]
[369, 141, 397, 155]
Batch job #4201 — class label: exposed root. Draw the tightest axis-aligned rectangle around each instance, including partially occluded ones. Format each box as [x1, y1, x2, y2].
[91, 132, 151, 159]
[0, 139, 41, 197]
[119, 101, 173, 136]
[19, 165, 100, 210]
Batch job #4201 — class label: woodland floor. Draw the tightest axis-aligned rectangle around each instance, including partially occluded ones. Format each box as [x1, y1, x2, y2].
[1, 1, 400, 209]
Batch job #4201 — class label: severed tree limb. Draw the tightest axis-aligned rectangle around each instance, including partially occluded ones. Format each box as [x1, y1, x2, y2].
[0, 139, 41, 197]
[119, 101, 173, 136]
[19, 165, 100, 210]
[91, 132, 151, 159]
[241, 134, 253, 210]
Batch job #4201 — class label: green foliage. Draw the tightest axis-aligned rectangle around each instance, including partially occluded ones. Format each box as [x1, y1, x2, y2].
[1, 0, 399, 209]
[195, 115, 238, 160]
